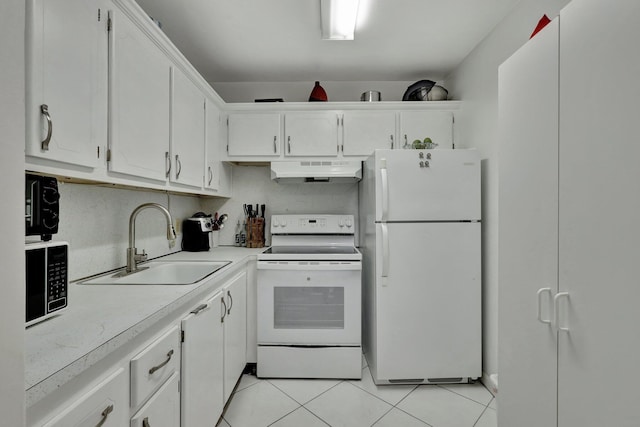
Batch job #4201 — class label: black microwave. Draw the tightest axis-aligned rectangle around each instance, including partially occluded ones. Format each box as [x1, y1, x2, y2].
[26, 241, 68, 327]
[25, 173, 60, 241]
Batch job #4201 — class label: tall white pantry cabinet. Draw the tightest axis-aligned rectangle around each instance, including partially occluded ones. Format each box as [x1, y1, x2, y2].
[498, 1, 640, 426]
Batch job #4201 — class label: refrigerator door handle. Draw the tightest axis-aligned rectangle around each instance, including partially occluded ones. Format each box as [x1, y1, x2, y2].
[554, 292, 570, 332]
[380, 159, 389, 221]
[381, 223, 389, 280]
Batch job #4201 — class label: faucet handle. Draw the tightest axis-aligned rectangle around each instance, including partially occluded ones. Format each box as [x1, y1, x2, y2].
[134, 249, 148, 263]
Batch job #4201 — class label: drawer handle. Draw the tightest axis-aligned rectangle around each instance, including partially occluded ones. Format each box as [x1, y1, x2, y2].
[95, 404, 113, 427]
[142, 417, 151, 427]
[148, 349, 174, 375]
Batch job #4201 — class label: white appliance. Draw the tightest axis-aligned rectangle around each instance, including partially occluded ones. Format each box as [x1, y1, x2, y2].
[257, 214, 362, 379]
[359, 149, 481, 384]
[270, 160, 362, 183]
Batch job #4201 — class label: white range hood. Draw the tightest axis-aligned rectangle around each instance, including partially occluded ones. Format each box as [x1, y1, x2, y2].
[270, 160, 362, 184]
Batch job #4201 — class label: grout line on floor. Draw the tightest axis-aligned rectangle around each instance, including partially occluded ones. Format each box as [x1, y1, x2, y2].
[267, 378, 345, 405]
[265, 405, 303, 427]
[436, 383, 494, 407]
[472, 404, 492, 427]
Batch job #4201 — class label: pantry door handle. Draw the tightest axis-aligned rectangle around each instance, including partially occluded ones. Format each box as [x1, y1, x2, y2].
[536, 288, 553, 324]
[95, 404, 113, 427]
[554, 292, 570, 332]
[40, 104, 53, 151]
[148, 349, 174, 375]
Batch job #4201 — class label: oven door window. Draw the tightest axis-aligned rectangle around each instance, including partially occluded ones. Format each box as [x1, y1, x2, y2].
[274, 287, 344, 329]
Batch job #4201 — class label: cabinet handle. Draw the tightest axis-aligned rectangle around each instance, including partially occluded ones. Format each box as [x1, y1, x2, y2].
[554, 292, 570, 332]
[536, 288, 553, 324]
[142, 417, 151, 427]
[273, 136, 277, 153]
[95, 404, 113, 427]
[390, 134, 394, 149]
[404, 134, 409, 148]
[221, 297, 227, 323]
[148, 349, 174, 375]
[175, 155, 182, 179]
[207, 166, 213, 186]
[165, 152, 171, 178]
[191, 303, 208, 315]
[287, 136, 291, 153]
[227, 290, 233, 315]
[40, 104, 53, 151]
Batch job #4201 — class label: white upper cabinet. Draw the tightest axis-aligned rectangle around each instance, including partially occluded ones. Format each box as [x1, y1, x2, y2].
[285, 112, 339, 157]
[398, 111, 454, 149]
[25, 0, 106, 168]
[107, 6, 171, 182]
[205, 99, 221, 191]
[170, 67, 205, 189]
[227, 113, 282, 157]
[342, 111, 396, 156]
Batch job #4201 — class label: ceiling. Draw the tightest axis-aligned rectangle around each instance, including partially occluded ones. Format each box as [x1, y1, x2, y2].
[134, 0, 521, 84]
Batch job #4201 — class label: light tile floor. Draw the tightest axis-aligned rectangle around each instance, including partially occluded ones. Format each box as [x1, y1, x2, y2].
[217, 359, 497, 427]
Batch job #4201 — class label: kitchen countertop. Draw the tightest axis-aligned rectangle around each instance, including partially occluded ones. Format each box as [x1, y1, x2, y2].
[25, 247, 264, 407]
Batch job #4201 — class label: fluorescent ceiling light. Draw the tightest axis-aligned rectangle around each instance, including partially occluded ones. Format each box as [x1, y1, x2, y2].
[321, 0, 360, 40]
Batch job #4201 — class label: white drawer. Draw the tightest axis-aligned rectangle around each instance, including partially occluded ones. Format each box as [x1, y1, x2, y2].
[42, 367, 127, 427]
[130, 325, 180, 409]
[130, 372, 180, 427]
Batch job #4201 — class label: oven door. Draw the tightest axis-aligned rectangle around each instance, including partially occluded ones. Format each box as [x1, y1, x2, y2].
[257, 261, 361, 346]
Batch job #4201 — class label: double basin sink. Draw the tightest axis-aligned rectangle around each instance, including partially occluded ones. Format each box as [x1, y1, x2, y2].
[81, 261, 231, 285]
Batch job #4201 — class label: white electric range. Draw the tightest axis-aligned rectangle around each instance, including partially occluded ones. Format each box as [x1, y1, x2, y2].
[256, 214, 362, 379]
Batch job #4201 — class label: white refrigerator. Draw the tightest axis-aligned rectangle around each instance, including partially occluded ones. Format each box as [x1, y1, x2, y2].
[359, 149, 481, 384]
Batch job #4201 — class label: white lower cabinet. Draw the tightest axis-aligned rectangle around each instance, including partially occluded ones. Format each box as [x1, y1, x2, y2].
[130, 372, 180, 427]
[181, 291, 225, 426]
[42, 367, 127, 427]
[222, 271, 247, 401]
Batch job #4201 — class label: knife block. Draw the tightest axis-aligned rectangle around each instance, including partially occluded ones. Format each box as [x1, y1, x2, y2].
[246, 217, 265, 248]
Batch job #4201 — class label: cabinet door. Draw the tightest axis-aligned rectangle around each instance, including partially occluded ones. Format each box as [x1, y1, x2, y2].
[398, 111, 453, 149]
[108, 7, 170, 182]
[130, 372, 180, 427]
[170, 67, 205, 188]
[285, 112, 339, 156]
[25, 0, 105, 168]
[227, 113, 281, 157]
[558, 1, 640, 425]
[204, 99, 221, 191]
[342, 111, 396, 156]
[42, 368, 127, 427]
[497, 17, 559, 427]
[223, 271, 247, 401]
[181, 292, 225, 426]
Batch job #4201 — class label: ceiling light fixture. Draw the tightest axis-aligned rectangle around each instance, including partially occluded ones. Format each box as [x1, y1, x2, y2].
[320, 0, 360, 40]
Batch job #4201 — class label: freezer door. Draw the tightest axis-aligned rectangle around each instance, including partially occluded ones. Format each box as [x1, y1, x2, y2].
[372, 149, 480, 221]
[373, 222, 481, 381]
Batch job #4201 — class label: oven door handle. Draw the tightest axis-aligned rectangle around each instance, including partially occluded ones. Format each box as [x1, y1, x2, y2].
[257, 261, 361, 271]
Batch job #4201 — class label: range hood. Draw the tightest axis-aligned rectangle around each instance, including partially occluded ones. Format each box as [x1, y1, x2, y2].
[270, 160, 362, 184]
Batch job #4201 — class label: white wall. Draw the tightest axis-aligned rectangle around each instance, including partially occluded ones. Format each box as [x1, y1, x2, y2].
[446, 0, 571, 389]
[201, 165, 360, 246]
[212, 80, 448, 103]
[52, 184, 203, 281]
[0, 0, 25, 424]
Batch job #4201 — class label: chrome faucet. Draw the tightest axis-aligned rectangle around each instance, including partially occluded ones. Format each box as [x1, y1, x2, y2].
[125, 203, 177, 274]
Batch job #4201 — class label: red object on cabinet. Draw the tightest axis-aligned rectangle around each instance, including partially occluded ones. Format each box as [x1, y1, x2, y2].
[308, 81, 328, 102]
[530, 14, 552, 39]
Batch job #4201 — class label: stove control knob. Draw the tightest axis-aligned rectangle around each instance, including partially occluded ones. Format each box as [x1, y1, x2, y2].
[280, 219, 287, 227]
[338, 218, 345, 227]
[273, 218, 279, 227]
[346, 218, 353, 228]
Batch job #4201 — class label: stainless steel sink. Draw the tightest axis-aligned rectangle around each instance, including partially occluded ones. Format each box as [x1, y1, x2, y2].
[80, 261, 231, 285]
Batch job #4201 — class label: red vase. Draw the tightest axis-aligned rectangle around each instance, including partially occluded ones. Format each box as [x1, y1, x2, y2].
[309, 81, 328, 102]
